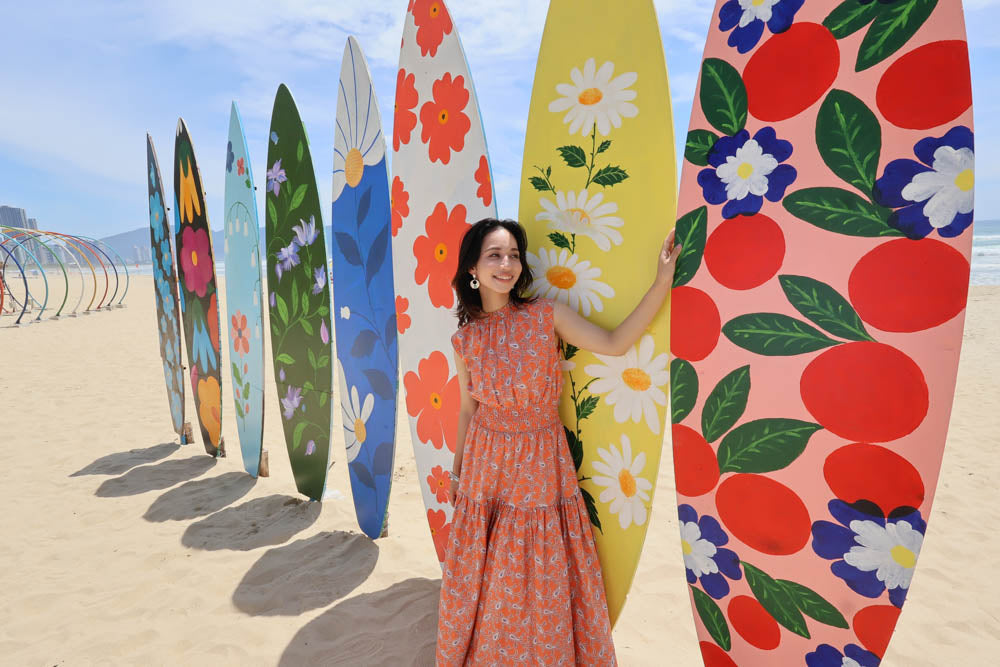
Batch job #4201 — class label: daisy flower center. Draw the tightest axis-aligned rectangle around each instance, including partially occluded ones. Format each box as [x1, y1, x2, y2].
[737, 162, 754, 179]
[546, 265, 577, 289]
[622, 367, 652, 391]
[954, 168, 974, 192]
[566, 207, 591, 226]
[578, 87, 604, 106]
[891, 544, 917, 569]
[434, 243, 448, 262]
[354, 418, 367, 444]
[345, 147, 364, 188]
[430, 392, 443, 409]
[752, 0, 766, 6]
[438, 109, 450, 125]
[191, 250, 199, 266]
[618, 468, 638, 497]
[681, 539, 693, 555]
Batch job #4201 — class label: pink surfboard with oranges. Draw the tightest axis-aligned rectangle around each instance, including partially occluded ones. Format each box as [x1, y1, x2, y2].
[669, 1, 974, 665]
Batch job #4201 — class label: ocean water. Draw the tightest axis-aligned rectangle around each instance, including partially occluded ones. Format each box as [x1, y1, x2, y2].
[972, 219, 1000, 286]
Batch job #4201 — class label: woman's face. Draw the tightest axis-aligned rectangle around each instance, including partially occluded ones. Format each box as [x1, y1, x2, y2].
[472, 227, 522, 294]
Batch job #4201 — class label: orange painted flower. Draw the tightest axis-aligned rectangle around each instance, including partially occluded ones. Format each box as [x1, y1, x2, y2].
[413, 202, 467, 308]
[396, 295, 411, 334]
[475, 154, 492, 207]
[207, 292, 220, 352]
[427, 465, 451, 503]
[427, 508, 452, 562]
[412, 0, 453, 57]
[391, 176, 409, 237]
[198, 376, 222, 446]
[231, 311, 250, 356]
[419, 73, 471, 165]
[178, 156, 201, 224]
[404, 350, 460, 452]
[394, 68, 418, 151]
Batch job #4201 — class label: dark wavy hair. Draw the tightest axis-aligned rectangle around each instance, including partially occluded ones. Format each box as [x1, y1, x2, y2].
[452, 218, 536, 327]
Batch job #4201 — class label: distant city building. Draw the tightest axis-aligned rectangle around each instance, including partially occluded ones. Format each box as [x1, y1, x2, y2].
[0, 205, 34, 266]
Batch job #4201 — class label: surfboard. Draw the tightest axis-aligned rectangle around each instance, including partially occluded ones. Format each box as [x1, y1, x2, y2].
[393, 0, 498, 563]
[147, 135, 189, 444]
[331, 36, 398, 539]
[174, 120, 224, 457]
[223, 103, 267, 476]
[670, 3, 974, 664]
[518, 0, 677, 626]
[265, 84, 335, 500]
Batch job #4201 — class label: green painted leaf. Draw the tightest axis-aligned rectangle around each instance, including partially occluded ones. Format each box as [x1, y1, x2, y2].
[276, 294, 289, 325]
[692, 587, 732, 651]
[565, 426, 583, 471]
[581, 486, 602, 533]
[267, 198, 278, 227]
[777, 579, 850, 629]
[276, 352, 295, 365]
[577, 395, 599, 422]
[597, 140, 612, 154]
[717, 418, 823, 473]
[318, 355, 330, 369]
[670, 358, 699, 424]
[700, 58, 748, 135]
[307, 348, 317, 369]
[548, 232, 572, 251]
[857, 0, 938, 71]
[558, 145, 587, 168]
[296, 140, 304, 162]
[289, 183, 308, 212]
[563, 343, 578, 361]
[672, 206, 708, 288]
[290, 278, 299, 316]
[292, 421, 308, 451]
[702, 365, 750, 443]
[723, 313, 840, 356]
[823, 0, 882, 38]
[779, 275, 874, 342]
[245, 177, 251, 189]
[243, 381, 250, 399]
[300, 318, 313, 336]
[783, 187, 902, 237]
[304, 380, 314, 392]
[685, 129, 719, 167]
[592, 165, 628, 187]
[742, 562, 810, 638]
[319, 391, 328, 407]
[301, 291, 310, 316]
[529, 176, 550, 192]
[816, 90, 881, 195]
[231, 362, 243, 385]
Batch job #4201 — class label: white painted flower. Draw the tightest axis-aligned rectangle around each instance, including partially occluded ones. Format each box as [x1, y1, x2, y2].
[333, 37, 386, 202]
[592, 435, 653, 530]
[902, 145, 975, 229]
[548, 58, 638, 136]
[843, 519, 924, 591]
[737, 0, 779, 27]
[340, 306, 351, 320]
[527, 248, 615, 316]
[536, 189, 624, 251]
[715, 139, 779, 201]
[337, 361, 373, 464]
[680, 519, 719, 577]
[584, 334, 669, 433]
[560, 359, 576, 372]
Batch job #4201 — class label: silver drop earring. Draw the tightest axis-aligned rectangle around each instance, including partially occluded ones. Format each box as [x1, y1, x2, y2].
[470, 275, 480, 289]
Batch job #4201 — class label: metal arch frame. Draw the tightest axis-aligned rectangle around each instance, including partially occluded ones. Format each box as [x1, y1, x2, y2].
[0, 230, 48, 321]
[0, 227, 70, 318]
[78, 234, 129, 307]
[45, 231, 106, 311]
[40, 232, 86, 315]
[0, 241, 29, 324]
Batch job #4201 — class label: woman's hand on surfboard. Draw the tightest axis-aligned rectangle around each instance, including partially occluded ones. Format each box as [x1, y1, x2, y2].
[654, 229, 682, 288]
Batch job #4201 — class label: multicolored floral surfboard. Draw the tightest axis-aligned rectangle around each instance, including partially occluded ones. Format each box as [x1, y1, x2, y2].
[670, 2, 974, 664]
[518, 0, 677, 626]
[393, 0, 497, 563]
[265, 84, 335, 500]
[331, 37, 398, 539]
[147, 135, 188, 444]
[174, 120, 224, 457]
[224, 102, 266, 477]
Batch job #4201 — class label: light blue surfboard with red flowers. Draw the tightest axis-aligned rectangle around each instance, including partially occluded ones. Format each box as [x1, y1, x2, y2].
[331, 37, 398, 540]
[670, 2, 974, 665]
[224, 102, 266, 477]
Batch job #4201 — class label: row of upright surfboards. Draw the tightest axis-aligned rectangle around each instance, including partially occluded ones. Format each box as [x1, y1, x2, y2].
[146, 1, 976, 664]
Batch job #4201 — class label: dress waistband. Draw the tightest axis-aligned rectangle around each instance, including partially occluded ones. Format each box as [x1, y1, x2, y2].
[472, 403, 562, 433]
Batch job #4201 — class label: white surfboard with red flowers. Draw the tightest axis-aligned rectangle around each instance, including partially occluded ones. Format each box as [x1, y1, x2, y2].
[392, 0, 497, 563]
[670, 1, 974, 665]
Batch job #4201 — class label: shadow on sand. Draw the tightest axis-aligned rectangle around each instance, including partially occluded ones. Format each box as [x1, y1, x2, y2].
[95, 455, 216, 498]
[143, 471, 257, 522]
[232, 531, 378, 616]
[180, 494, 321, 552]
[278, 577, 440, 666]
[70, 442, 179, 477]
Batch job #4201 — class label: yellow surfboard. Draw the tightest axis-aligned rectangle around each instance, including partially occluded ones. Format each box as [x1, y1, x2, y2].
[518, 0, 677, 625]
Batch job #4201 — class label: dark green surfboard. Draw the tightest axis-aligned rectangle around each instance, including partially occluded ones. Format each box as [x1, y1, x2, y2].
[265, 84, 334, 500]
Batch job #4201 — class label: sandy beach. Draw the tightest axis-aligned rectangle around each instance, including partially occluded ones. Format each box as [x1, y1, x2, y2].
[0, 276, 997, 665]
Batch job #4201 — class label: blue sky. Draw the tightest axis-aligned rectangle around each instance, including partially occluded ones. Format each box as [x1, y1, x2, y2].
[1, 0, 998, 239]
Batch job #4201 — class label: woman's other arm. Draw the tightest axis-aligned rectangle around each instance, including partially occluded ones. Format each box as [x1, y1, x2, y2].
[449, 349, 478, 504]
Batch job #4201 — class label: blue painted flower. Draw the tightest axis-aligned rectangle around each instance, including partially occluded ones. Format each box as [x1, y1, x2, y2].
[312, 265, 326, 295]
[270, 131, 279, 144]
[281, 385, 303, 419]
[169, 390, 184, 429]
[150, 192, 165, 242]
[293, 216, 319, 247]
[806, 643, 881, 667]
[697, 127, 797, 218]
[226, 140, 235, 173]
[718, 0, 803, 53]
[678, 504, 742, 599]
[874, 126, 974, 240]
[275, 241, 300, 281]
[266, 159, 287, 196]
[149, 161, 157, 188]
[812, 500, 926, 608]
[191, 317, 217, 371]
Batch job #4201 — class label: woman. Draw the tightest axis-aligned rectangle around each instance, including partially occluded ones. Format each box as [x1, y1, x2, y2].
[436, 218, 680, 665]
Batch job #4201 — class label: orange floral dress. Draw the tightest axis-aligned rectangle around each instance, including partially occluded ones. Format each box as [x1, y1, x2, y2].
[436, 298, 617, 666]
